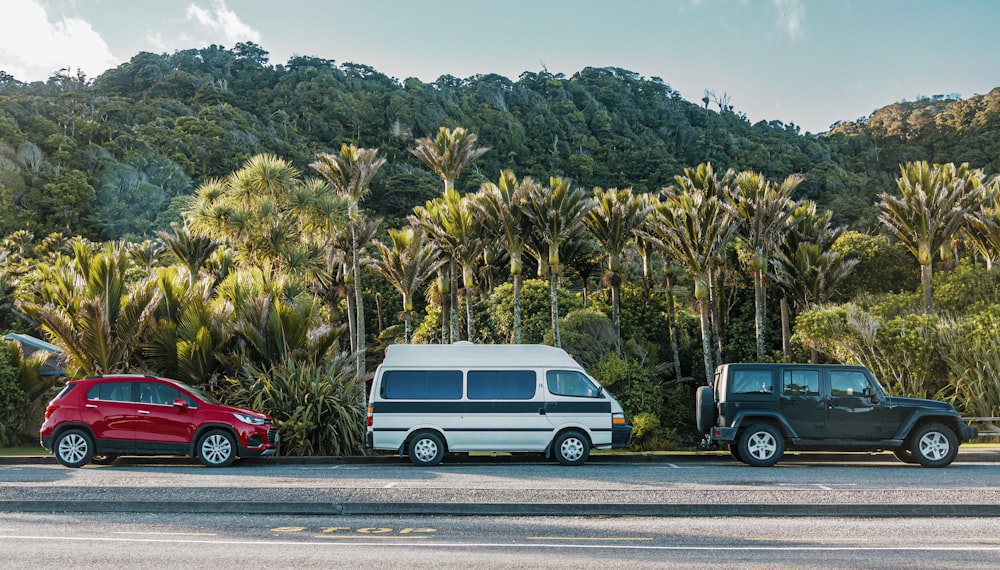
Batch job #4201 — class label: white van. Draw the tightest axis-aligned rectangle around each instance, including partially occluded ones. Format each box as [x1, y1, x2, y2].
[366, 343, 632, 466]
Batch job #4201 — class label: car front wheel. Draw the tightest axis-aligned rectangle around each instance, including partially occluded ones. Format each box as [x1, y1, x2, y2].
[197, 429, 237, 467]
[737, 423, 784, 467]
[54, 429, 95, 468]
[909, 423, 958, 468]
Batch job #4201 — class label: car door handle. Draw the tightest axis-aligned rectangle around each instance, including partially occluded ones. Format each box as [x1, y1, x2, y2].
[85, 404, 98, 409]
[538, 408, 546, 415]
[137, 410, 151, 415]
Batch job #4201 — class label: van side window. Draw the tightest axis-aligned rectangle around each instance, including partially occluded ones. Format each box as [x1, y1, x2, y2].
[782, 369, 819, 395]
[732, 370, 773, 394]
[468, 370, 536, 400]
[546, 370, 600, 398]
[381, 370, 463, 400]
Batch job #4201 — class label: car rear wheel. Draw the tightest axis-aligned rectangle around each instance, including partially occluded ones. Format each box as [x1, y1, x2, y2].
[54, 429, 94, 468]
[197, 429, 236, 467]
[91, 454, 119, 465]
[892, 448, 918, 464]
[737, 423, 784, 467]
[729, 443, 747, 464]
[909, 423, 958, 468]
[553, 431, 590, 466]
[408, 432, 445, 466]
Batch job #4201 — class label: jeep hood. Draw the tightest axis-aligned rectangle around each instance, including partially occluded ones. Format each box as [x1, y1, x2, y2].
[885, 396, 956, 412]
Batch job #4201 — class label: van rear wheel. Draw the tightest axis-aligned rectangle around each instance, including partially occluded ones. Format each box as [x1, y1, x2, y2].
[408, 432, 445, 466]
[553, 431, 590, 466]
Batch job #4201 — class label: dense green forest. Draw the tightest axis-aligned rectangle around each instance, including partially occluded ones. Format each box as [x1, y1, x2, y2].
[2, 43, 999, 452]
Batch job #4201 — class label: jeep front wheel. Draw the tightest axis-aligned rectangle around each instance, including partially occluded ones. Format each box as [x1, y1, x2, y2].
[738, 423, 784, 467]
[909, 423, 958, 468]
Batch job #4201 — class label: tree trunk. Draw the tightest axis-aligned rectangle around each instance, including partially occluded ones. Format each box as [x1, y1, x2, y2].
[438, 268, 450, 344]
[450, 259, 460, 342]
[352, 226, 366, 377]
[465, 288, 475, 342]
[921, 262, 933, 314]
[780, 296, 791, 362]
[665, 272, 682, 380]
[754, 268, 766, 360]
[550, 272, 561, 348]
[513, 273, 523, 344]
[699, 299, 714, 383]
[709, 270, 723, 367]
[611, 277, 622, 357]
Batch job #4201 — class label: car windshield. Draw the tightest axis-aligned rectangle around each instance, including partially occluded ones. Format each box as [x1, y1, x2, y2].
[175, 381, 220, 404]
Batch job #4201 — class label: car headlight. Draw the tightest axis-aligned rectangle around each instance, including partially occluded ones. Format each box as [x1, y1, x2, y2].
[233, 412, 267, 426]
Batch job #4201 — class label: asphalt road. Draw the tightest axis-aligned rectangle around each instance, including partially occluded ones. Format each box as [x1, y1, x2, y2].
[2, 512, 999, 569]
[2, 449, 999, 517]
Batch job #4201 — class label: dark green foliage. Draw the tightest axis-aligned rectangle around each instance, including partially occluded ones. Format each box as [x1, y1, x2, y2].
[482, 279, 583, 344]
[223, 357, 365, 457]
[550, 309, 616, 370]
[0, 341, 28, 446]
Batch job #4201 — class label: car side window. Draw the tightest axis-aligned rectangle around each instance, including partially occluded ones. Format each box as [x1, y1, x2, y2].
[783, 370, 819, 395]
[87, 382, 136, 402]
[732, 370, 774, 394]
[546, 370, 600, 398]
[830, 371, 872, 396]
[139, 382, 186, 405]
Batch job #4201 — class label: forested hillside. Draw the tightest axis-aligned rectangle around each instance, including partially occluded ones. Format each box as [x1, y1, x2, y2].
[3, 43, 997, 239]
[2, 43, 999, 452]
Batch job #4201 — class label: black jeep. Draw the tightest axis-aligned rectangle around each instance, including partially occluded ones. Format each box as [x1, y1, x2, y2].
[697, 363, 979, 467]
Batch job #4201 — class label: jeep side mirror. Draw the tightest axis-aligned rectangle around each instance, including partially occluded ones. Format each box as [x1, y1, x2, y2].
[863, 386, 878, 404]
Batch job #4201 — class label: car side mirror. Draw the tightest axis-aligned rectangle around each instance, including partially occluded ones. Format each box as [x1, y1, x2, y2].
[173, 398, 189, 411]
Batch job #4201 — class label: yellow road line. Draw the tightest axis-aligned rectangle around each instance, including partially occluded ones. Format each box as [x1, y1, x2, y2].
[312, 535, 430, 539]
[114, 532, 217, 537]
[528, 536, 652, 542]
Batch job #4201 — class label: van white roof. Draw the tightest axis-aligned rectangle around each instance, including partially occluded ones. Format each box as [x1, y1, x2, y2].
[380, 343, 582, 369]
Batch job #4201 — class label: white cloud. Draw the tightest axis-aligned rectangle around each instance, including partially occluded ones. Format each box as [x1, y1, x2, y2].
[772, 0, 806, 39]
[185, 0, 261, 45]
[0, 0, 118, 82]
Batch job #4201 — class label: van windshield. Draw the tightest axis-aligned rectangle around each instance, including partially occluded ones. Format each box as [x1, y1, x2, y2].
[546, 370, 601, 398]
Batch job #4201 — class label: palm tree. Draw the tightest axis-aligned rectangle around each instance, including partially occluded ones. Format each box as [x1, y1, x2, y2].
[370, 228, 445, 343]
[310, 144, 386, 376]
[878, 161, 987, 313]
[411, 127, 489, 342]
[155, 226, 220, 284]
[583, 186, 651, 355]
[731, 170, 803, 359]
[472, 170, 536, 343]
[18, 241, 161, 377]
[524, 177, 593, 348]
[966, 177, 1000, 269]
[644, 166, 739, 382]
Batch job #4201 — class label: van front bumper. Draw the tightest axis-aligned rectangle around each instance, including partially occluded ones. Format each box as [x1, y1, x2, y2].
[612, 424, 632, 448]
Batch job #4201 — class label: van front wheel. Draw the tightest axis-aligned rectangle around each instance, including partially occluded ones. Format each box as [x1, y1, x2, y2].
[553, 431, 590, 466]
[408, 432, 445, 466]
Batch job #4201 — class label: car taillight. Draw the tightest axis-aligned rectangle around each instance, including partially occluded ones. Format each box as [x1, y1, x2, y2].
[44, 404, 56, 420]
[367, 406, 373, 427]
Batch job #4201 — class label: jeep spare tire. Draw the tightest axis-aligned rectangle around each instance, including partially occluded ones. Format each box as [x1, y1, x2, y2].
[695, 385, 716, 435]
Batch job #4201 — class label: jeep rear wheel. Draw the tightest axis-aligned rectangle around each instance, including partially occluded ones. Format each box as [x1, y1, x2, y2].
[729, 443, 747, 464]
[738, 423, 784, 467]
[909, 423, 958, 468]
[892, 448, 918, 464]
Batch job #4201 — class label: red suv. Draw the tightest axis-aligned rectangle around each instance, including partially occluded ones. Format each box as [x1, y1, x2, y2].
[40, 375, 278, 468]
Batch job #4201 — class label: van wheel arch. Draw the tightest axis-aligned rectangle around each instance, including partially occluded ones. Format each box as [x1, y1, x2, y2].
[551, 429, 591, 466]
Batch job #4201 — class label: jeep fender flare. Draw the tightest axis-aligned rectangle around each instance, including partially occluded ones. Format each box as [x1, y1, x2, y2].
[893, 411, 963, 442]
[729, 411, 798, 440]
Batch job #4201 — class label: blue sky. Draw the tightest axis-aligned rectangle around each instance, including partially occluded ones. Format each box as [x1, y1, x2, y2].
[2, 0, 998, 134]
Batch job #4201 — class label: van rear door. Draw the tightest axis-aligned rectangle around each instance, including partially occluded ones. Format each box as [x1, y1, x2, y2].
[542, 370, 613, 446]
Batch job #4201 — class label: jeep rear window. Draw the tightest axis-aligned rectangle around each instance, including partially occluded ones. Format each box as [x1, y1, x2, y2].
[731, 370, 774, 394]
[381, 370, 463, 400]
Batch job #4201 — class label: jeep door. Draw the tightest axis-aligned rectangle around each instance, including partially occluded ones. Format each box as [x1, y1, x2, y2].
[824, 369, 885, 439]
[778, 368, 827, 439]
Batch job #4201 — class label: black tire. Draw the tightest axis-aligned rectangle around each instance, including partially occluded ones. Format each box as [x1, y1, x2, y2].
[553, 430, 590, 466]
[197, 429, 237, 467]
[408, 432, 445, 466]
[737, 423, 784, 467]
[729, 443, 747, 464]
[54, 429, 94, 468]
[892, 448, 918, 464]
[695, 386, 716, 434]
[91, 454, 119, 465]
[908, 423, 958, 468]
